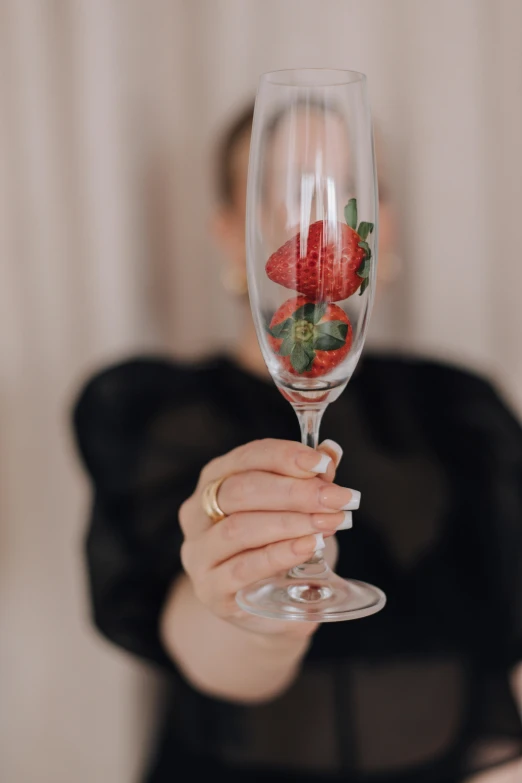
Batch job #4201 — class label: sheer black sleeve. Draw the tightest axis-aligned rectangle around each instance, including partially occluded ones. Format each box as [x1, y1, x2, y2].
[72, 358, 233, 670]
[425, 363, 522, 667]
[468, 377, 522, 667]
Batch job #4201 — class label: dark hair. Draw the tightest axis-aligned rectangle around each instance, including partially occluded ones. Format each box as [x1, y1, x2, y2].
[215, 99, 331, 206]
[216, 99, 388, 206]
[216, 101, 255, 206]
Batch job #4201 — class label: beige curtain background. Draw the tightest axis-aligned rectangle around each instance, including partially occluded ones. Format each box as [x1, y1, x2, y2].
[1, 1, 521, 782]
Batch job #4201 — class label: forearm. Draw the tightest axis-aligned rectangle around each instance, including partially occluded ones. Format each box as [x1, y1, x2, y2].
[462, 663, 522, 782]
[160, 573, 311, 703]
[464, 758, 522, 783]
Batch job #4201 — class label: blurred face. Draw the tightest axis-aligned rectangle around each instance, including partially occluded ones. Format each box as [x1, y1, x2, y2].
[211, 129, 250, 284]
[211, 116, 396, 291]
[264, 108, 352, 247]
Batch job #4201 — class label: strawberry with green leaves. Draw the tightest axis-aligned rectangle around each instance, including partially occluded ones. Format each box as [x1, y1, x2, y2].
[268, 296, 352, 377]
[265, 198, 373, 301]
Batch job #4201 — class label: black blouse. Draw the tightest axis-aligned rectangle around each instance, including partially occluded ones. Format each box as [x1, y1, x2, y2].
[73, 354, 522, 783]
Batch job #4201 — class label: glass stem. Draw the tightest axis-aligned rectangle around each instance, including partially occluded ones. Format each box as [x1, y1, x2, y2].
[291, 407, 330, 579]
[297, 406, 324, 451]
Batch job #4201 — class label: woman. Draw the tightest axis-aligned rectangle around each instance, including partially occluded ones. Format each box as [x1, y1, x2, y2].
[73, 104, 522, 782]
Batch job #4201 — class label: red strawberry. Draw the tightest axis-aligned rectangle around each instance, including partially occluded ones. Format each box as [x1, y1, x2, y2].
[265, 199, 373, 301]
[268, 296, 353, 377]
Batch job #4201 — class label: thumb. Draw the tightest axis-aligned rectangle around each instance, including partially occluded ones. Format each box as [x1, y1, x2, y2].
[315, 439, 343, 482]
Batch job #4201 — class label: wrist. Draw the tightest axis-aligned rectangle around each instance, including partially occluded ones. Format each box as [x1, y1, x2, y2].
[243, 620, 318, 660]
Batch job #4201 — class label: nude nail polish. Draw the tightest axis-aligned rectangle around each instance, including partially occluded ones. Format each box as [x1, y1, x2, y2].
[320, 484, 353, 509]
[293, 535, 320, 555]
[297, 451, 333, 474]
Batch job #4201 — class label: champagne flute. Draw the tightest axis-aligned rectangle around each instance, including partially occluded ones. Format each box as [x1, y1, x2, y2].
[236, 69, 386, 622]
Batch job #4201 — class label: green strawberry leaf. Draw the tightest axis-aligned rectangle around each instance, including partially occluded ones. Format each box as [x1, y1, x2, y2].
[278, 335, 295, 356]
[344, 198, 357, 230]
[290, 343, 316, 374]
[359, 277, 370, 295]
[314, 320, 348, 342]
[311, 301, 327, 324]
[357, 222, 374, 241]
[292, 301, 326, 324]
[314, 334, 346, 351]
[292, 303, 315, 324]
[269, 317, 293, 338]
[357, 256, 371, 279]
[358, 240, 371, 259]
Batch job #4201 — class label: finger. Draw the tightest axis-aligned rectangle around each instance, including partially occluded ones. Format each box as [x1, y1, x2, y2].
[217, 472, 357, 517]
[186, 439, 337, 540]
[203, 533, 325, 603]
[197, 509, 348, 569]
[317, 439, 343, 482]
[181, 469, 360, 541]
[199, 438, 334, 488]
[316, 440, 361, 528]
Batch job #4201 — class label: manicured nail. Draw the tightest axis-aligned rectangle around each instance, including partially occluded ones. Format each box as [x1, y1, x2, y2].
[293, 534, 320, 555]
[336, 511, 353, 531]
[342, 489, 361, 511]
[313, 513, 342, 530]
[314, 533, 325, 552]
[296, 451, 333, 474]
[320, 484, 353, 510]
[320, 439, 343, 465]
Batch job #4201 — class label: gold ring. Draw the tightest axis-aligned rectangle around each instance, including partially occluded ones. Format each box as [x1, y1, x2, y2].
[201, 475, 228, 523]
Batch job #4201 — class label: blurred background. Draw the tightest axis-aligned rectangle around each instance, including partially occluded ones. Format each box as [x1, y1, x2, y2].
[1, 1, 521, 781]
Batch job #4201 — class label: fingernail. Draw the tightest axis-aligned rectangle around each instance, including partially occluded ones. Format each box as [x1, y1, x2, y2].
[296, 451, 333, 474]
[320, 484, 353, 510]
[336, 511, 353, 531]
[313, 513, 342, 530]
[293, 534, 320, 555]
[314, 533, 325, 552]
[342, 489, 361, 511]
[320, 439, 343, 464]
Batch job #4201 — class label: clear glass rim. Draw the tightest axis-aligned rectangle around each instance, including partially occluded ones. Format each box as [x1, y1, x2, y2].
[260, 68, 366, 87]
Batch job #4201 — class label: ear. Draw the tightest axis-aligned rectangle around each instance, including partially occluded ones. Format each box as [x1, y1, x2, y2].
[210, 207, 245, 267]
[210, 208, 232, 246]
[378, 200, 396, 257]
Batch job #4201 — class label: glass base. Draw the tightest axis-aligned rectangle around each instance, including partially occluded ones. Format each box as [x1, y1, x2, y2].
[236, 571, 386, 622]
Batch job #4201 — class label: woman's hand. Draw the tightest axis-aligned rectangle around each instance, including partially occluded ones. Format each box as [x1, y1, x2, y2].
[178, 437, 356, 639]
